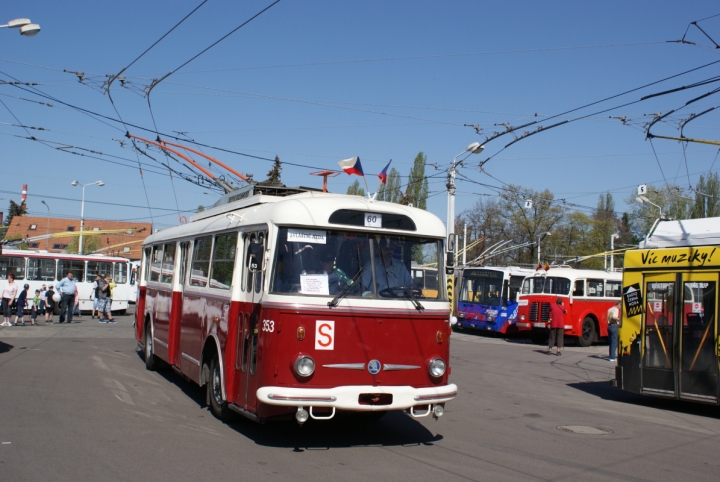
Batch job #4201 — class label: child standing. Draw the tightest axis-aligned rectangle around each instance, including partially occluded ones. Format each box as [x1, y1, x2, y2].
[14, 284, 29, 326]
[44, 287, 56, 323]
[30, 289, 41, 326]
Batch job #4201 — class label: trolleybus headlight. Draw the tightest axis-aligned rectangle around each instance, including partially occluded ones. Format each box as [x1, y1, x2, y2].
[294, 356, 315, 377]
[428, 358, 446, 378]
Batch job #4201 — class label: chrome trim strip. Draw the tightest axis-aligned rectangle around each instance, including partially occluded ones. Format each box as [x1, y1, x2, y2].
[153, 337, 168, 348]
[641, 387, 675, 397]
[680, 392, 717, 402]
[268, 394, 337, 402]
[322, 363, 365, 370]
[414, 391, 457, 401]
[181, 351, 201, 367]
[383, 364, 421, 371]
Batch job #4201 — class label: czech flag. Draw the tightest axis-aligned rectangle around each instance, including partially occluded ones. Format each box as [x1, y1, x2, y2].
[338, 156, 364, 176]
[378, 160, 392, 184]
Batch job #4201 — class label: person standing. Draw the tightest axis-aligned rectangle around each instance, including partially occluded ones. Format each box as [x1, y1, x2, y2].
[1, 273, 18, 326]
[90, 274, 101, 319]
[607, 300, 621, 362]
[30, 289, 41, 326]
[44, 287, 56, 323]
[548, 298, 567, 356]
[56, 271, 77, 324]
[39, 284, 47, 317]
[13, 284, 29, 326]
[96, 275, 115, 324]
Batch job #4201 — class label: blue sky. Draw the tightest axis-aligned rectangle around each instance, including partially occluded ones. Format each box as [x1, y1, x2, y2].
[2, 0, 719, 230]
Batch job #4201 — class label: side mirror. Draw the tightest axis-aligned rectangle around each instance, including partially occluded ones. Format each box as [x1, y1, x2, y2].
[445, 251, 455, 275]
[247, 242, 264, 273]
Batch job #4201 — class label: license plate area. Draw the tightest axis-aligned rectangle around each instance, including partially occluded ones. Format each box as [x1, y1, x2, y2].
[358, 393, 393, 405]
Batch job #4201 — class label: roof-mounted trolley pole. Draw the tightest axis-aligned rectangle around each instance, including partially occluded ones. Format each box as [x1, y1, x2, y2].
[127, 133, 236, 193]
[157, 138, 250, 183]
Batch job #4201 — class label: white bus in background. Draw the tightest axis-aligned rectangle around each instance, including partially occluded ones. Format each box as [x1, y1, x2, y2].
[0, 249, 132, 314]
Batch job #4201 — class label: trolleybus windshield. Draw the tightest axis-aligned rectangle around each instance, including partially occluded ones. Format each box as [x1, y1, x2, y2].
[270, 227, 443, 300]
[521, 276, 571, 295]
[459, 269, 504, 305]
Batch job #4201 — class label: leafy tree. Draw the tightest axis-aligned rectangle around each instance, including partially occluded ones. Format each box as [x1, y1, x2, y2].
[4, 200, 27, 226]
[691, 172, 720, 218]
[402, 152, 429, 209]
[266, 155, 282, 184]
[197, 205, 205, 213]
[377, 168, 403, 203]
[66, 235, 100, 254]
[625, 184, 691, 240]
[346, 179, 365, 197]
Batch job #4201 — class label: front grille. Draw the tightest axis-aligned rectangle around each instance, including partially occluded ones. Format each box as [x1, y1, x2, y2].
[530, 301, 551, 322]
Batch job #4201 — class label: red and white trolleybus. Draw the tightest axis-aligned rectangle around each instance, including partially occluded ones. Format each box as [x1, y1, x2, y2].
[136, 185, 457, 424]
[516, 266, 622, 346]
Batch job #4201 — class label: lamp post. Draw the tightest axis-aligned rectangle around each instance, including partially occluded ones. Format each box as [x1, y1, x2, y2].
[41, 200, 50, 250]
[447, 142, 484, 260]
[0, 18, 41, 37]
[636, 195, 664, 219]
[609, 233, 620, 272]
[72, 180, 104, 254]
[537, 232, 551, 264]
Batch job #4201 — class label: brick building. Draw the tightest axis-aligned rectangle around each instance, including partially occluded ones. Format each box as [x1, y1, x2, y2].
[5, 216, 152, 260]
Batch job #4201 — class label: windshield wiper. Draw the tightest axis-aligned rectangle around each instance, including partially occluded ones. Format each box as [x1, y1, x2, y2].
[399, 284, 424, 311]
[328, 267, 364, 308]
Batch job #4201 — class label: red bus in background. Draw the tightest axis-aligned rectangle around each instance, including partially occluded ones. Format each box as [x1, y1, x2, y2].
[516, 267, 622, 346]
[135, 185, 457, 424]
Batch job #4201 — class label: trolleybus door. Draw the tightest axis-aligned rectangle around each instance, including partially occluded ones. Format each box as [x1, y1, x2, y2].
[678, 274, 717, 403]
[641, 274, 677, 397]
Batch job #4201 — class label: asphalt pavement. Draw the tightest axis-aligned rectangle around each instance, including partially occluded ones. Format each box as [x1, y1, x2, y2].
[1, 310, 719, 481]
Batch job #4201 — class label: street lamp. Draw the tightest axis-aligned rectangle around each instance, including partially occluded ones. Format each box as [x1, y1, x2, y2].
[0, 18, 41, 37]
[636, 195, 664, 219]
[447, 142, 484, 265]
[537, 232, 551, 264]
[72, 180, 104, 255]
[41, 200, 50, 250]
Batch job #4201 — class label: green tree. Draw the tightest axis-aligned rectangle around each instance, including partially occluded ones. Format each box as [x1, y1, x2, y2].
[4, 200, 27, 227]
[346, 179, 365, 197]
[266, 155, 282, 184]
[691, 172, 720, 218]
[66, 235, 100, 254]
[377, 167, 402, 203]
[625, 184, 691, 240]
[403, 152, 429, 209]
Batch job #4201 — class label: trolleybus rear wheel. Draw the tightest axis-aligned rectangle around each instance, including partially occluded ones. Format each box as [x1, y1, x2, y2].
[207, 357, 231, 421]
[578, 317, 596, 347]
[144, 326, 159, 371]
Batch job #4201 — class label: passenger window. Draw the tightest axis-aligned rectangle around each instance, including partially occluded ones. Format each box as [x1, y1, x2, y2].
[209, 233, 237, 290]
[0, 256, 26, 280]
[190, 237, 212, 287]
[574, 280, 585, 297]
[179, 242, 189, 286]
[254, 232, 266, 294]
[587, 279, 603, 297]
[150, 245, 162, 282]
[57, 260, 85, 282]
[162, 243, 176, 284]
[605, 280, 621, 297]
[143, 248, 151, 282]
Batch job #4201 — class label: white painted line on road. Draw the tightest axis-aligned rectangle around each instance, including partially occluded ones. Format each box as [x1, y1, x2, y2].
[2, 442, 10, 444]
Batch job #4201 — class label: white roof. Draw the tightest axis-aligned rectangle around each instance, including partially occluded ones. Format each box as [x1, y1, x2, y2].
[526, 266, 622, 281]
[640, 217, 720, 248]
[145, 191, 446, 245]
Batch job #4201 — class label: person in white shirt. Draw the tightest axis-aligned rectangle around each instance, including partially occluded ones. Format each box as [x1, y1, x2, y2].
[607, 300, 621, 362]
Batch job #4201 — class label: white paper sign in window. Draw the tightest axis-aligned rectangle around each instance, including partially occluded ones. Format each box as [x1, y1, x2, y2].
[287, 228, 326, 244]
[364, 213, 382, 228]
[300, 274, 329, 295]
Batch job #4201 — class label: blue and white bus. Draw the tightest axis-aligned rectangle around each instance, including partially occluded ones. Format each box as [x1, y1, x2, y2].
[454, 266, 535, 334]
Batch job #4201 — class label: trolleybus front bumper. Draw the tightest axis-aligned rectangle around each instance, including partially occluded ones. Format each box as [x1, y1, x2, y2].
[257, 383, 458, 411]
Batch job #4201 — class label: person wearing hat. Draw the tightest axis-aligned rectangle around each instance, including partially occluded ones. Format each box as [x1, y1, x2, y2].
[13, 283, 29, 326]
[548, 297, 567, 356]
[606, 300, 621, 362]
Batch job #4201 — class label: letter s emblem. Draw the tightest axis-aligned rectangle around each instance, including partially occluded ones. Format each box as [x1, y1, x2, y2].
[315, 320, 335, 350]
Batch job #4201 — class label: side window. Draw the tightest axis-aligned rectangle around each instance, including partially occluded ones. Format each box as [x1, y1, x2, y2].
[150, 245, 162, 282]
[57, 260, 85, 282]
[574, 280, 585, 297]
[210, 232, 237, 290]
[179, 242, 189, 286]
[254, 232, 266, 293]
[587, 279, 603, 297]
[244, 233, 253, 293]
[143, 248, 152, 282]
[0, 256, 26, 280]
[605, 280, 621, 298]
[190, 236, 212, 287]
[509, 276, 524, 301]
[162, 243, 176, 284]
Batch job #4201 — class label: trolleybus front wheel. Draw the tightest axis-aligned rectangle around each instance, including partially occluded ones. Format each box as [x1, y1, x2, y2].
[207, 357, 231, 421]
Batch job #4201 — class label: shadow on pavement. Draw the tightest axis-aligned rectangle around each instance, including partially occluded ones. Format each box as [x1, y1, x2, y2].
[567, 380, 720, 419]
[136, 351, 444, 450]
[0, 340, 13, 354]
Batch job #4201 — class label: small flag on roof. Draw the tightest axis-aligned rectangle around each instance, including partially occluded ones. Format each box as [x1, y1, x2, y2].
[378, 160, 392, 184]
[338, 156, 364, 176]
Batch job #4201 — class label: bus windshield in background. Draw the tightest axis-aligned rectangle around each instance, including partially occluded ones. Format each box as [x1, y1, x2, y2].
[521, 276, 571, 295]
[459, 270, 504, 305]
[270, 227, 443, 300]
